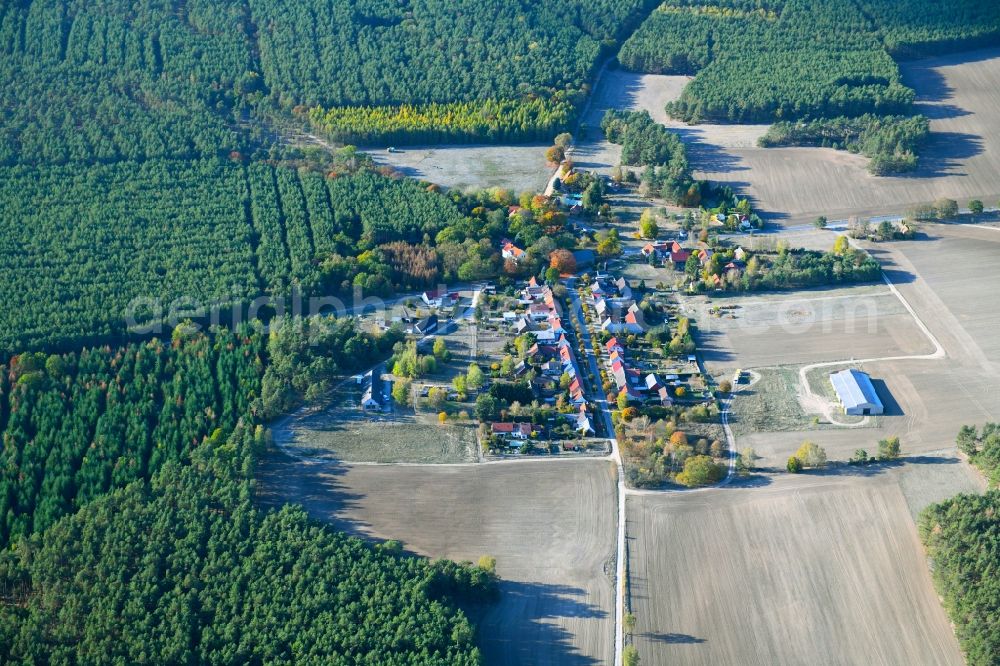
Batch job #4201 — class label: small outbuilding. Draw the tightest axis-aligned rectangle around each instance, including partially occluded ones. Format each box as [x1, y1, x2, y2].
[830, 369, 884, 416]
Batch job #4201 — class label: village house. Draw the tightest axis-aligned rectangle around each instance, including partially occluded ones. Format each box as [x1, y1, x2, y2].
[491, 422, 533, 440]
[360, 366, 385, 411]
[421, 289, 458, 309]
[501, 242, 526, 262]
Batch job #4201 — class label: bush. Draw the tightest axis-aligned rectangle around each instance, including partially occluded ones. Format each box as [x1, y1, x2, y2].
[676, 455, 725, 487]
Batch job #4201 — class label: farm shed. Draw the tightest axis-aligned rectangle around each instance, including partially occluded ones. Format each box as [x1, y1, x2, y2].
[830, 369, 884, 416]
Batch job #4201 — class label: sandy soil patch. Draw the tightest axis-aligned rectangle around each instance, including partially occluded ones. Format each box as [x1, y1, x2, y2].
[626, 471, 966, 666]
[369, 144, 551, 193]
[258, 456, 618, 666]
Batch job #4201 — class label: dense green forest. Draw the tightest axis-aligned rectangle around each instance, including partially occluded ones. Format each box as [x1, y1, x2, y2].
[0, 417, 493, 664]
[0, 327, 264, 548]
[920, 490, 1000, 666]
[0, 159, 485, 351]
[620, 0, 1000, 123]
[759, 114, 930, 174]
[601, 110, 700, 205]
[0, 319, 496, 663]
[917, 423, 1000, 666]
[250, 0, 651, 108]
[0, 0, 259, 165]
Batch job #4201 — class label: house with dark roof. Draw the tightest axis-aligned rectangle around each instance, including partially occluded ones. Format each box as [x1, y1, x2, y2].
[361, 366, 385, 411]
[413, 314, 438, 335]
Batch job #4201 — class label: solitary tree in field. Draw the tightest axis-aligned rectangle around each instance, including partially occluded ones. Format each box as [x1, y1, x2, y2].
[969, 199, 984, 218]
[935, 198, 959, 220]
[466, 363, 485, 391]
[554, 133, 573, 149]
[795, 441, 827, 468]
[814, 216, 828, 229]
[639, 210, 659, 239]
[832, 235, 850, 255]
[877, 436, 901, 461]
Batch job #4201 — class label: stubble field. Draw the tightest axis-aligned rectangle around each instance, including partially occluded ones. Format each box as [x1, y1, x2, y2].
[258, 456, 618, 666]
[693, 47, 1000, 222]
[626, 470, 969, 666]
[688, 284, 935, 374]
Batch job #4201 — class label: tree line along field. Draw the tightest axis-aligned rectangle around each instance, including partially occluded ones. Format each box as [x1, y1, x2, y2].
[619, 0, 1000, 124]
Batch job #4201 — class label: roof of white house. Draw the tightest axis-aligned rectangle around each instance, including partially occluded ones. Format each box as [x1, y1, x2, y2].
[830, 369, 883, 410]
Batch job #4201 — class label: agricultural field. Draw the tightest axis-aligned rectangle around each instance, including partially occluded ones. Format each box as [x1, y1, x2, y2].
[693, 47, 1000, 222]
[686, 284, 935, 372]
[626, 470, 970, 666]
[258, 456, 619, 666]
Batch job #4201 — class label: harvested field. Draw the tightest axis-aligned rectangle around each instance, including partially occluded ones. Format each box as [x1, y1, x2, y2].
[258, 456, 618, 666]
[571, 71, 768, 179]
[626, 472, 966, 666]
[889, 225, 1000, 361]
[685, 284, 935, 373]
[693, 47, 1000, 222]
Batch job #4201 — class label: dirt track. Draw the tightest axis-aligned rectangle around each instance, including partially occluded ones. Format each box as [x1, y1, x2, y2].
[258, 455, 618, 666]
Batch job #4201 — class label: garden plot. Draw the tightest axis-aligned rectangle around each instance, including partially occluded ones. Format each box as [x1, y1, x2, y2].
[272, 388, 477, 464]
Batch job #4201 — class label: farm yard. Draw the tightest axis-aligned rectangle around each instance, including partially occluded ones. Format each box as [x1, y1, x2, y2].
[257, 456, 618, 666]
[625, 470, 970, 666]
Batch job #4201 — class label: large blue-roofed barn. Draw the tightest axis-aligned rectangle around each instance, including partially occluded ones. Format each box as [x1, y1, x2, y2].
[830, 369, 884, 416]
